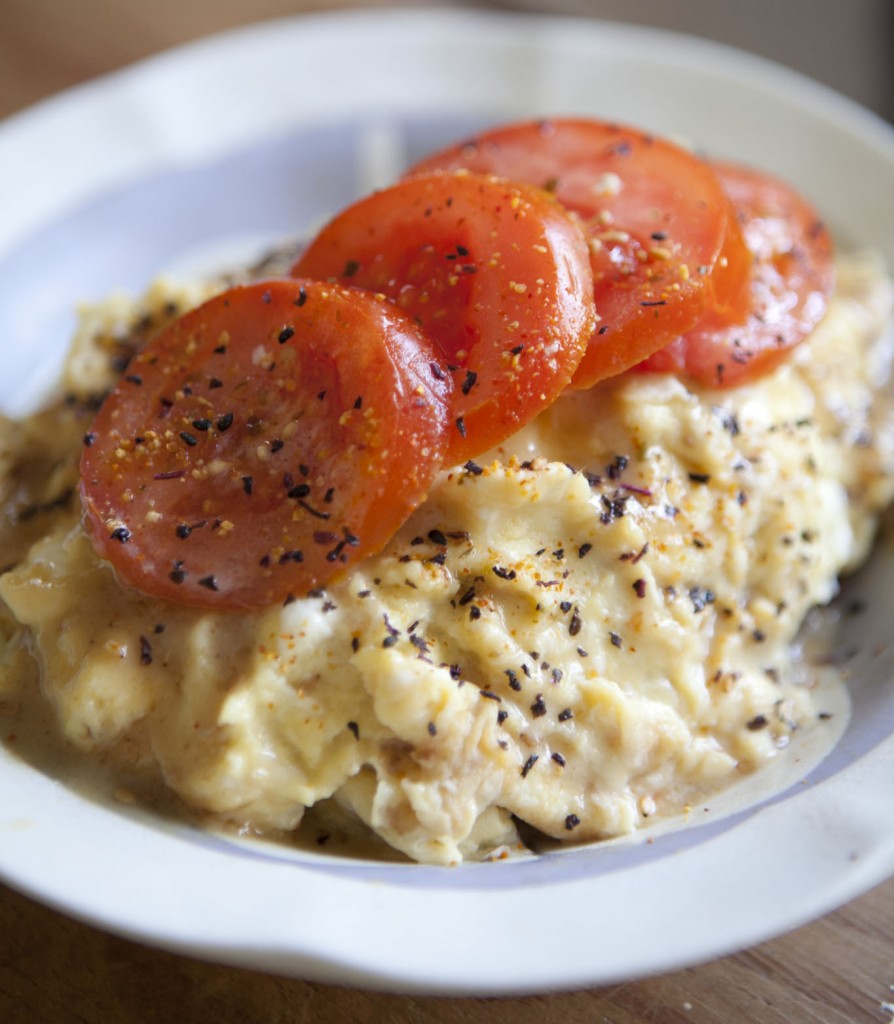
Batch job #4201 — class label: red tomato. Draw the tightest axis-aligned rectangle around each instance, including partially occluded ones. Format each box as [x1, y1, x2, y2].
[638, 162, 835, 387]
[291, 171, 596, 462]
[79, 280, 453, 610]
[407, 118, 750, 388]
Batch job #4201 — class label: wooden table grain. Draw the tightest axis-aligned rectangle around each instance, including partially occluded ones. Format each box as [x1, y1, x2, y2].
[1, 3, 893, 1022]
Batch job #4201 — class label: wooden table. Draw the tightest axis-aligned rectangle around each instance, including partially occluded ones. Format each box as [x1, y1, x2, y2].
[1, 3, 893, 1021]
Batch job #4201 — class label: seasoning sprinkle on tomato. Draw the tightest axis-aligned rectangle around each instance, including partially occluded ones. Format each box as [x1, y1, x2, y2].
[80, 280, 453, 609]
[292, 171, 597, 462]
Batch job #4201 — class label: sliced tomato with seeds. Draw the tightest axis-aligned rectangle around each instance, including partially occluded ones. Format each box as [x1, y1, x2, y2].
[79, 280, 453, 610]
[291, 171, 596, 462]
[407, 118, 750, 387]
[637, 162, 835, 387]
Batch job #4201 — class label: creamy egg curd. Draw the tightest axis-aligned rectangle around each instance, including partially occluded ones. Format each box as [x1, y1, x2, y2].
[1, 252, 892, 865]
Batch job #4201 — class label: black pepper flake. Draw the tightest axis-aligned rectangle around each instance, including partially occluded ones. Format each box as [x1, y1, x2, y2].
[552, 752, 566, 767]
[469, 606, 482, 621]
[153, 624, 166, 634]
[176, 523, 192, 539]
[746, 714, 768, 731]
[688, 472, 711, 485]
[564, 814, 581, 831]
[169, 562, 186, 584]
[382, 634, 399, 649]
[455, 416, 466, 437]
[83, 432, 96, 447]
[198, 575, 218, 591]
[299, 499, 331, 520]
[428, 528, 448, 546]
[110, 526, 131, 544]
[217, 412, 234, 432]
[295, 286, 307, 307]
[521, 754, 539, 778]
[139, 635, 153, 666]
[125, 374, 143, 386]
[689, 587, 716, 613]
[600, 494, 629, 524]
[569, 609, 582, 636]
[180, 431, 198, 447]
[463, 460, 483, 476]
[606, 454, 629, 480]
[208, 377, 223, 389]
[343, 259, 360, 277]
[497, 709, 509, 725]
[492, 566, 516, 581]
[558, 708, 573, 722]
[610, 632, 622, 648]
[242, 475, 253, 495]
[427, 721, 437, 737]
[578, 542, 593, 559]
[288, 483, 311, 499]
[278, 326, 295, 345]
[430, 362, 448, 382]
[480, 690, 502, 702]
[458, 586, 476, 606]
[347, 721, 360, 740]
[531, 694, 546, 718]
[461, 370, 478, 395]
[633, 578, 647, 598]
[505, 669, 521, 691]
[192, 418, 211, 431]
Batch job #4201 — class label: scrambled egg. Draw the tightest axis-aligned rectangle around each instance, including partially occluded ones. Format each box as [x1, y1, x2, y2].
[0, 255, 892, 865]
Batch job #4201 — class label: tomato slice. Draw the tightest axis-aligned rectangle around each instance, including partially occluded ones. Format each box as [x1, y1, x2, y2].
[407, 118, 750, 388]
[291, 171, 596, 462]
[637, 162, 835, 387]
[79, 280, 453, 610]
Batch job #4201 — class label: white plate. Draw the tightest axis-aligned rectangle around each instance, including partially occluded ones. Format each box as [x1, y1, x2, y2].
[1, 8, 894, 997]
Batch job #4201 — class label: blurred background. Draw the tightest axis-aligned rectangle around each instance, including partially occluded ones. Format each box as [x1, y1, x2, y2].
[1, 0, 892, 123]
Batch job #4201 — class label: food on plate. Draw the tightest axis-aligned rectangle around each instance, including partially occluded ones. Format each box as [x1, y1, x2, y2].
[79, 279, 455, 609]
[637, 161, 835, 386]
[407, 118, 755, 386]
[0, 118, 892, 866]
[292, 172, 597, 462]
